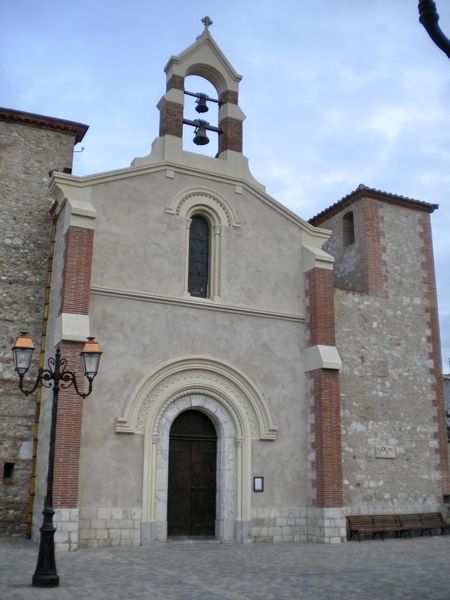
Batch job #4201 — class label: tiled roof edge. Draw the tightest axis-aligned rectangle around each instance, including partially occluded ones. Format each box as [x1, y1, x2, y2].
[309, 184, 438, 225]
[0, 107, 88, 144]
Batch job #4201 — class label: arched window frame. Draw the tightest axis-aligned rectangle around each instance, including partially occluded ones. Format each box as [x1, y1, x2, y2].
[166, 188, 240, 302]
[184, 206, 220, 300]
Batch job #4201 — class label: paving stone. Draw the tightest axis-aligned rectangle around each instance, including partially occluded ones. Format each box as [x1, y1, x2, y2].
[1, 536, 450, 599]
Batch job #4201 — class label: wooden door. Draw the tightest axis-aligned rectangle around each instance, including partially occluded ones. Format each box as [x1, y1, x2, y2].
[168, 410, 217, 537]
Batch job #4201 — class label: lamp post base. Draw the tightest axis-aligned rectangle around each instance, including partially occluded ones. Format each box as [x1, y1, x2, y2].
[32, 573, 60, 588]
[31, 508, 59, 587]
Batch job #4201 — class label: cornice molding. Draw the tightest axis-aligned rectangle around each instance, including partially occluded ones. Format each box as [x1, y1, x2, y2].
[90, 284, 305, 323]
[48, 162, 330, 237]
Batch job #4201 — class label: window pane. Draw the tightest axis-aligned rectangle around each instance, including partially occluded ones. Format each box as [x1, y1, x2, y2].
[188, 215, 210, 297]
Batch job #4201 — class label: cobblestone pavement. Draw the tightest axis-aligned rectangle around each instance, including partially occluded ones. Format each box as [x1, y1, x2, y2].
[1, 536, 450, 599]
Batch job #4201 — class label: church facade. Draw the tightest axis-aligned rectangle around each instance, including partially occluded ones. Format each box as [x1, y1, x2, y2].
[1, 25, 448, 550]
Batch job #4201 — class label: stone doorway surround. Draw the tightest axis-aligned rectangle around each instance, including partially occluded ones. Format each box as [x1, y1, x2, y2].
[115, 357, 277, 544]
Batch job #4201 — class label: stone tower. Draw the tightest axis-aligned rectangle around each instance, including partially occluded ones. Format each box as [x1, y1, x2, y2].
[310, 185, 450, 513]
[0, 108, 87, 536]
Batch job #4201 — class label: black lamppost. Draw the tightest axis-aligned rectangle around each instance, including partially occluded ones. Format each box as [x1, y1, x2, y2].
[419, 0, 450, 58]
[12, 333, 102, 587]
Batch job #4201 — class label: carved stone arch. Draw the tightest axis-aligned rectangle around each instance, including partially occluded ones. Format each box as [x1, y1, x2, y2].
[116, 357, 277, 544]
[166, 187, 240, 229]
[115, 357, 277, 440]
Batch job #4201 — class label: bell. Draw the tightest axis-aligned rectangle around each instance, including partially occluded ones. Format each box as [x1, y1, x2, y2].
[195, 94, 209, 113]
[193, 124, 210, 145]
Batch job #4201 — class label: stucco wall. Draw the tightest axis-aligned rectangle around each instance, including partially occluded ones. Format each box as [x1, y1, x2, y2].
[68, 167, 313, 530]
[80, 295, 307, 508]
[90, 171, 305, 316]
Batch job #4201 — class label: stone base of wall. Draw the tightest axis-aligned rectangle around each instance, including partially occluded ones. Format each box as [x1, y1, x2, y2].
[31, 508, 79, 552]
[251, 507, 348, 544]
[141, 520, 166, 544]
[250, 507, 308, 543]
[35, 503, 447, 551]
[306, 507, 348, 543]
[234, 520, 252, 543]
[54, 508, 79, 551]
[79, 507, 142, 549]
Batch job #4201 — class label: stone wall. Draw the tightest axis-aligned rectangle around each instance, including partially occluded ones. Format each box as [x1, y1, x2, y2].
[322, 197, 447, 513]
[320, 197, 387, 297]
[0, 110, 85, 535]
[250, 506, 347, 544]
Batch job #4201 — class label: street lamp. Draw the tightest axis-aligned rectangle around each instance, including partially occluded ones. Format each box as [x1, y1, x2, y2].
[12, 333, 102, 587]
[419, 0, 450, 58]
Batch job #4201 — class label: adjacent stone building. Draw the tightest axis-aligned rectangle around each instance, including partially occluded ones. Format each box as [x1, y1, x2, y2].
[310, 188, 449, 512]
[1, 24, 449, 549]
[0, 108, 87, 535]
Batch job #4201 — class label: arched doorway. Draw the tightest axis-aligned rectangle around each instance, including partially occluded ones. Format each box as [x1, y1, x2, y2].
[167, 410, 217, 537]
[116, 357, 278, 543]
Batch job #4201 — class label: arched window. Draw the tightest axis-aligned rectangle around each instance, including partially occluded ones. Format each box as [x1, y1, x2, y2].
[168, 188, 240, 301]
[343, 211, 355, 247]
[188, 215, 210, 297]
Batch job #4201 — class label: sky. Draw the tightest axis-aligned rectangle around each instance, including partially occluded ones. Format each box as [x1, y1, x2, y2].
[2, 1, 450, 371]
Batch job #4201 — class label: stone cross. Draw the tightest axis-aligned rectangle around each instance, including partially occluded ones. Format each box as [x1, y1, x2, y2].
[201, 16, 213, 32]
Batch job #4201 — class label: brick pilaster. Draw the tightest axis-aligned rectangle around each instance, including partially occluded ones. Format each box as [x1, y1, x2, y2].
[361, 199, 388, 297]
[166, 74, 184, 91]
[307, 268, 336, 346]
[218, 86, 242, 153]
[54, 223, 94, 507]
[60, 226, 93, 315]
[306, 267, 343, 508]
[310, 370, 343, 507]
[53, 341, 85, 507]
[219, 90, 238, 105]
[158, 99, 183, 138]
[218, 117, 243, 154]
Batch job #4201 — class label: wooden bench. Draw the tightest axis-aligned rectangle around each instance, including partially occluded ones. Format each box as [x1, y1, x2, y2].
[347, 515, 399, 541]
[421, 513, 450, 535]
[347, 513, 450, 541]
[396, 513, 423, 537]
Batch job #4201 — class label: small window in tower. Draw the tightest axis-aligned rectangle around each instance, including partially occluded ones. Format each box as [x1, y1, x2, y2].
[343, 211, 355, 247]
[188, 215, 210, 298]
[3, 462, 14, 482]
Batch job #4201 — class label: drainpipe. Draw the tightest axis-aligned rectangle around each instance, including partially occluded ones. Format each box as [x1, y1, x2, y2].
[26, 204, 58, 537]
